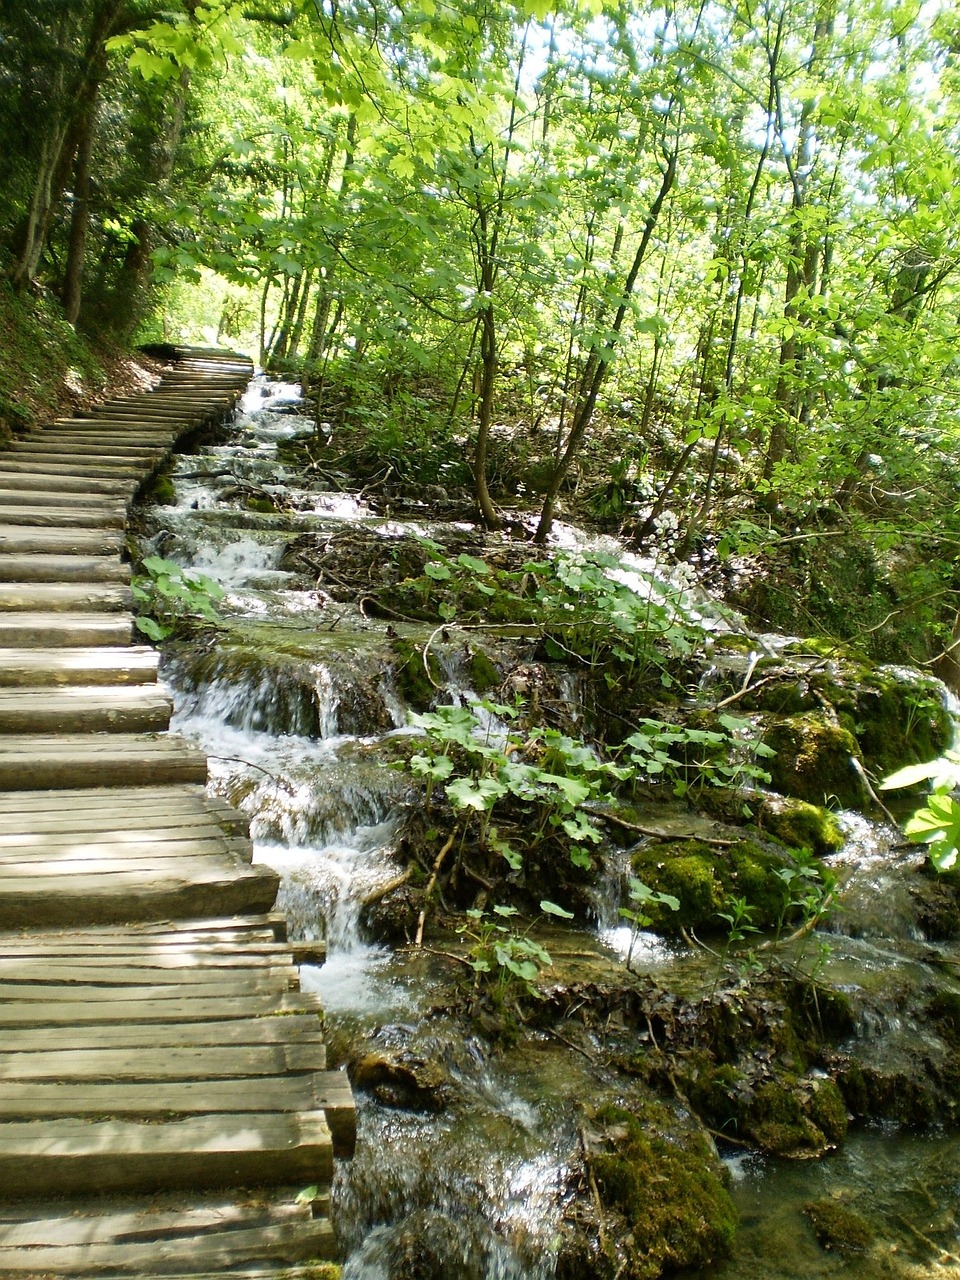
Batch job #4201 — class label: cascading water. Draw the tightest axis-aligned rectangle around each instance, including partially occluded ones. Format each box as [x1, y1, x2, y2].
[141, 377, 960, 1279]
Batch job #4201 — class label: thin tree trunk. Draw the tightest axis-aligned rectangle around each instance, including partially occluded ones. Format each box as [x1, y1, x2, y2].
[62, 88, 100, 324]
[534, 147, 678, 544]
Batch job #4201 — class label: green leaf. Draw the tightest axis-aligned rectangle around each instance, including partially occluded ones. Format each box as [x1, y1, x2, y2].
[540, 899, 574, 919]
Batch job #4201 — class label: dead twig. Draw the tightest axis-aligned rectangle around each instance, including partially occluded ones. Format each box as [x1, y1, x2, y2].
[415, 831, 457, 947]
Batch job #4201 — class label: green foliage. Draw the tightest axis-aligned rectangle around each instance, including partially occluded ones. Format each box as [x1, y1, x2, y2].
[882, 750, 960, 872]
[409, 698, 621, 873]
[130, 555, 225, 641]
[457, 900, 571, 997]
[620, 713, 774, 799]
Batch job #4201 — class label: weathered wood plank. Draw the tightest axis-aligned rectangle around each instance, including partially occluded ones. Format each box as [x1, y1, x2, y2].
[0, 732, 208, 789]
[0, 868, 280, 928]
[0, 553, 131, 582]
[0, 686, 172, 734]
[0, 783, 209, 813]
[0, 505, 127, 530]
[0, 1072, 354, 1157]
[0, 612, 132, 648]
[0, 991, 322, 1026]
[0, 583, 132, 611]
[0, 1040, 326, 1081]
[0, 1015, 322, 1052]
[0, 525, 125, 555]
[0, 829, 241, 856]
[0, 1110, 334, 1194]
[0, 646, 157, 688]
[0, 1217, 337, 1271]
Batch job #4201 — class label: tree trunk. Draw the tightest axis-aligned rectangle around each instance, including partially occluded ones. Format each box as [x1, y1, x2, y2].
[534, 148, 677, 544]
[61, 88, 100, 324]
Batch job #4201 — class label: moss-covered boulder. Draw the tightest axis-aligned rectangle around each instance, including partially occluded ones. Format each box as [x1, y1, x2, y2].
[631, 838, 797, 933]
[754, 795, 844, 855]
[557, 1101, 736, 1280]
[745, 1076, 848, 1156]
[762, 713, 864, 808]
[804, 1198, 874, 1254]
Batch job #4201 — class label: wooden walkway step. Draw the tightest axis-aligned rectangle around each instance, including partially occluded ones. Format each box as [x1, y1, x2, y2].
[0, 347, 352, 1276]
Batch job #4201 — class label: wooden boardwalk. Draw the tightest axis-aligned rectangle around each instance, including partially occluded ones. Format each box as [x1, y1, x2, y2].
[0, 350, 353, 1278]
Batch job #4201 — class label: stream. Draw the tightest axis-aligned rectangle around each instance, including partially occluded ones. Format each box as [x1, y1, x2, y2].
[140, 378, 960, 1280]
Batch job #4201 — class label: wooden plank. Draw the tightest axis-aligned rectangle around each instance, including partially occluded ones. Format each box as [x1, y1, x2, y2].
[0, 553, 131, 583]
[0, 733, 208, 789]
[0, 991, 322, 1026]
[0, 504, 125, 529]
[0, 645, 156, 687]
[0, 526, 125, 555]
[0, 812, 239, 840]
[0, 783, 209, 813]
[0, 954, 294, 982]
[0, 612, 132, 647]
[0, 582, 132, 611]
[0, 870, 280, 928]
[0, 459, 146, 479]
[0, 828, 239, 855]
[0, 1040, 324, 1080]
[0, 1110, 334, 1194]
[0, 1217, 337, 1271]
[0, 1073, 354, 1156]
[0, 1015, 322, 1052]
[0, 686, 172, 734]
[0, 486, 129, 509]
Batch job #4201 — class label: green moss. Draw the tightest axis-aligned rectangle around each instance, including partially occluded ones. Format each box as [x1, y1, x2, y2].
[632, 842, 723, 930]
[246, 495, 278, 514]
[390, 636, 441, 712]
[590, 1102, 737, 1278]
[928, 990, 960, 1044]
[746, 1077, 847, 1155]
[763, 713, 864, 808]
[807, 1078, 849, 1143]
[756, 796, 844, 854]
[147, 475, 177, 506]
[803, 1199, 873, 1254]
[466, 647, 501, 693]
[631, 838, 794, 933]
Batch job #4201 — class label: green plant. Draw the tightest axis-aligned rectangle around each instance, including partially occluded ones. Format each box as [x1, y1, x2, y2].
[881, 750, 960, 872]
[619, 876, 680, 971]
[620, 714, 775, 800]
[130, 555, 225, 641]
[409, 698, 625, 873]
[458, 900, 574, 997]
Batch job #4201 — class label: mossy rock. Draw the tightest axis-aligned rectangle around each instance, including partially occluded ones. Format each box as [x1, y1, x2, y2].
[762, 713, 864, 809]
[586, 1102, 737, 1279]
[631, 838, 794, 933]
[466, 646, 501, 693]
[746, 1076, 847, 1156]
[755, 795, 844, 855]
[803, 1199, 873, 1254]
[389, 636, 442, 711]
[810, 667, 951, 780]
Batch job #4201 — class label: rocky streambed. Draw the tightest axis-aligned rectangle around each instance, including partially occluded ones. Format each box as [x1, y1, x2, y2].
[132, 378, 960, 1279]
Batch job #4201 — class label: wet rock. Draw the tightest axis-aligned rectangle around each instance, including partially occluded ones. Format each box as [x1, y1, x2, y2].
[762, 713, 864, 809]
[630, 837, 797, 933]
[804, 1197, 874, 1254]
[557, 1100, 736, 1280]
[348, 1049, 454, 1111]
